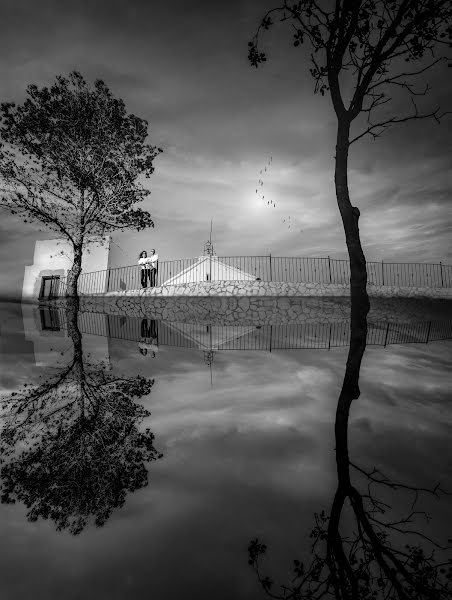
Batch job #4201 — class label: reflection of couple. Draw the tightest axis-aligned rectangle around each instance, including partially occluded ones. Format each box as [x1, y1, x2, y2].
[138, 249, 158, 288]
[139, 319, 159, 357]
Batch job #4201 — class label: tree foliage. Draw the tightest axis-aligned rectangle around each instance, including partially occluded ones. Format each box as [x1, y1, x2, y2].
[0, 71, 162, 294]
[0, 302, 162, 535]
[248, 1, 451, 137]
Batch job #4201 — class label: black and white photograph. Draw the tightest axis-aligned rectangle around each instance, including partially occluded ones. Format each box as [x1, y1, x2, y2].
[0, 1, 451, 599]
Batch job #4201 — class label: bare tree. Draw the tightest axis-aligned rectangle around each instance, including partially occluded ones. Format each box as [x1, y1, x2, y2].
[0, 302, 162, 535]
[247, 222, 451, 598]
[248, 311, 452, 599]
[0, 71, 162, 296]
[249, 463, 452, 599]
[248, 0, 451, 312]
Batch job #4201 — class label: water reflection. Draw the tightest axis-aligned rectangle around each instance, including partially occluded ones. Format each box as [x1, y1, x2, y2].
[0, 300, 450, 598]
[35, 306, 452, 352]
[0, 301, 162, 535]
[247, 292, 452, 599]
[138, 318, 159, 357]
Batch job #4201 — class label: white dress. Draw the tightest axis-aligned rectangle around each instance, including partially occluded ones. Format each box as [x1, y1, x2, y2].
[138, 257, 151, 270]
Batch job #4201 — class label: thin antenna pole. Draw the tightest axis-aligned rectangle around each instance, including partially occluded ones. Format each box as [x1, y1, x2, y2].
[209, 323, 213, 388]
[209, 219, 213, 280]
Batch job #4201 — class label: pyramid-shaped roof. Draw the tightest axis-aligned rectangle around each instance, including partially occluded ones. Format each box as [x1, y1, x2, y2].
[163, 322, 257, 350]
[162, 255, 256, 286]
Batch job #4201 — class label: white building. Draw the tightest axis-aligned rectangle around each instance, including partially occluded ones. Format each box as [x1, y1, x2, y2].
[23, 237, 258, 300]
[22, 237, 110, 302]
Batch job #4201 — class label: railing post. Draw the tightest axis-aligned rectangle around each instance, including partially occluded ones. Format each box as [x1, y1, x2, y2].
[426, 320, 432, 343]
[328, 256, 332, 283]
[440, 262, 444, 287]
[384, 322, 390, 347]
[106, 268, 111, 293]
[269, 253, 272, 282]
[381, 260, 385, 286]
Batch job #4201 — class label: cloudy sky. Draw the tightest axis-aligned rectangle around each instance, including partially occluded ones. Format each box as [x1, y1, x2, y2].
[0, 0, 451, 298]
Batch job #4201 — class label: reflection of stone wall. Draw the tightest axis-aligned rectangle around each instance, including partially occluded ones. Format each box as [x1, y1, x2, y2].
[99, 280, 452, 299]
[46, 294, 452, 326]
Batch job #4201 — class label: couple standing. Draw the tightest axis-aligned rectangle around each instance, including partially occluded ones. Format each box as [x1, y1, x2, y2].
[138, 249, 158, 288]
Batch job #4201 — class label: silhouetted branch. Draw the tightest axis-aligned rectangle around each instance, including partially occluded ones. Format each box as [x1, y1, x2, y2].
[349, 101, 449, 145]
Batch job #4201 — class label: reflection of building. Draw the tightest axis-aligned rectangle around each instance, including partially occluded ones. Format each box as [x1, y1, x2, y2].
[23, 306, 452, 357]
[0, 303, 36, 372]
[21, 304, 111, 368]
[164, 322, 258, 350]
[22, 237, 110, 302]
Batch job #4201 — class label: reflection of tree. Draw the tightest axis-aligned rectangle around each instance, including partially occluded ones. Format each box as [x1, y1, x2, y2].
[248, 289, 452, 598]
[0, 299, 162, 535]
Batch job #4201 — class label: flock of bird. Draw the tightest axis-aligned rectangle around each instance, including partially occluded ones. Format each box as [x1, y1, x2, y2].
[255, 155, 303, 233]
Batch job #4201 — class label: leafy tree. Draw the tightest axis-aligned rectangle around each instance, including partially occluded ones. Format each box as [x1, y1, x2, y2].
[0, 71, 162, 296]
[0, 301, 162, 535]
[248, 0, 451, 314]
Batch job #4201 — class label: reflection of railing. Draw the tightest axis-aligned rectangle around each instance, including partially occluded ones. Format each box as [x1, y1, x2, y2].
[68, 257, 451, 295]
[39, 308, 452, 350]
[58, 276, 67, 297]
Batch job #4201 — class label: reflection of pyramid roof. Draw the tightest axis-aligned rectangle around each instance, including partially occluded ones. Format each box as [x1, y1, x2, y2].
[164, 322, 257, 350]
[162, 255, 256, 285]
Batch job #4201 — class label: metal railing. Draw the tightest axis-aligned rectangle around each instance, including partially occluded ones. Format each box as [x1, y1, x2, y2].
[49, 256, 452, 297]
[38, 307, 452, 350]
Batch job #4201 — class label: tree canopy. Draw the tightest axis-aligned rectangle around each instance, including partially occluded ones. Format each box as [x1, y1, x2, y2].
[0, 71, 162, 294]
[248, 1, 451, 135]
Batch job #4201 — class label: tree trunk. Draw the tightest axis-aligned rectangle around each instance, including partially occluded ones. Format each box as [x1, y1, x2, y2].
[66, 189, 85, 298]
[64, 296, 86, 424]
[66, 243, 83, 298]
[65, 295, 81, 357]
[334, 119, 369, 307]
[334, 117, 370, 486]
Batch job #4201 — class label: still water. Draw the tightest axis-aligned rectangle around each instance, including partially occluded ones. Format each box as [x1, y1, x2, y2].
[0, 300, 451, 600]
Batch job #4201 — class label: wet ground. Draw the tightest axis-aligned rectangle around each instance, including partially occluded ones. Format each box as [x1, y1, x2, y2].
[0, 299, 451, 600]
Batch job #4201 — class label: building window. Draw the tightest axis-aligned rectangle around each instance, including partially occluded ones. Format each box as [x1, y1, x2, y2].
[39, 275, 60, 300]
[39, 308, 60, 331]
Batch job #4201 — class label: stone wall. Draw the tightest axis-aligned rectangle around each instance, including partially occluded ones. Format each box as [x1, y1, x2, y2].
[46, 294, 452, 326]
[100, 279, 452, 300]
